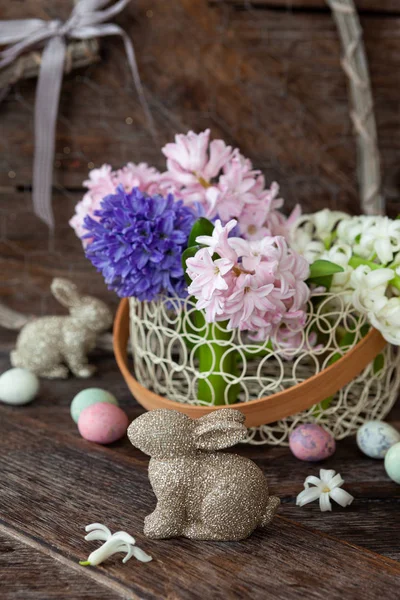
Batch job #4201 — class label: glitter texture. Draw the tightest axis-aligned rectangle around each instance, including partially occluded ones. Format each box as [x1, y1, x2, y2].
[10, 278, 112, 379]
[128, 409, 280, 541]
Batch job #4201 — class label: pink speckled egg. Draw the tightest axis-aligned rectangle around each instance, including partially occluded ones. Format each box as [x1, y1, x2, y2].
[289, 424, 336, 462]
[78, 402, 129, 444]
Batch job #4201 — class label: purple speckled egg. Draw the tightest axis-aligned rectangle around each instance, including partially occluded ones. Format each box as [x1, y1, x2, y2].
[289, 424, 336, 462]
[78, 402, 129, 444]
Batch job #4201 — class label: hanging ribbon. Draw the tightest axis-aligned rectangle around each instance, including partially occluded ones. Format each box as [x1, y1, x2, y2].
[0, 0, 155, 228]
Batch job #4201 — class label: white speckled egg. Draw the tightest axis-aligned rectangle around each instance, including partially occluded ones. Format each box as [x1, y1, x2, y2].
[0, 368, 39, 405]
[384, 442, 400, 484]
[356, 421, 400, 459]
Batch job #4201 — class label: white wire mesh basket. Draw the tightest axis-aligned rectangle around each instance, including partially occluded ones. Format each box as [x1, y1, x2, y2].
[113, 0, 400, 445]
[127, 293, 400, 445]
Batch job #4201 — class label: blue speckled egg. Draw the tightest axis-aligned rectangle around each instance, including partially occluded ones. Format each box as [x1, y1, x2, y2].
[356, 421, 400, 459]
[289, 424, 336, 462]
[384, 442, 400, 484]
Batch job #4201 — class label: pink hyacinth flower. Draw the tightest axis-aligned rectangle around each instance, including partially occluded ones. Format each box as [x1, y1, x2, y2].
[162, 129, 233, 188]
[196, 219, 238, 263]
[187, 248, 234, 301]
[205, 152, 261, 221]
[70, 162, 161, 244]
[224, 274, 277, 331]
[115, 163, 161, 194]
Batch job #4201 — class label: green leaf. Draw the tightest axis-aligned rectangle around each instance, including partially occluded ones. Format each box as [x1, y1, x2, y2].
[308, 259, 344, 279]
[307, 260, 344, 290]
[309, 274, 333, 290]
[312, 324, 370, 415]
[188, 218, 214, 248]
[182, 245, 201, 284]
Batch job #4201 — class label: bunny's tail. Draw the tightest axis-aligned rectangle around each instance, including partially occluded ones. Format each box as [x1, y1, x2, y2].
[260, 496, 280, 527]
[0, 302, 30, 330]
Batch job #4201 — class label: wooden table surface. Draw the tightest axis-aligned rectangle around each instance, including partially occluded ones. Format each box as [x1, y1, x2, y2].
[1, 1, 400, 597]
[0, 328, 399, 599]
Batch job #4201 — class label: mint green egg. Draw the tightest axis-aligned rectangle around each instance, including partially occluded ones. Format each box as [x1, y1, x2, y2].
[71, 388, 118, 423]
[384, 442, 400, 484]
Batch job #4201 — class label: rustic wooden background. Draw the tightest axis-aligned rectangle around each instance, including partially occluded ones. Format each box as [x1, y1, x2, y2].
[0, 333, 399, 599]
[1, 0, 400, 314]
[1, 2, 400, 598]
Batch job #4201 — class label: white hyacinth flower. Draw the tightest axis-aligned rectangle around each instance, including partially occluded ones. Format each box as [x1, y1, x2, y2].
[79, 523, 152, 567]
[296, 469, 354, 512]
[312, 209, 350, 242]
[336, 215, 375, 249]
[319, 243, 354, 294]
[351, 265, 394, 313]
[368, 297, 400, 345]
[358, 216, 400, 264]
[337, 215, 400, 264]
[291, 210, 349, 255]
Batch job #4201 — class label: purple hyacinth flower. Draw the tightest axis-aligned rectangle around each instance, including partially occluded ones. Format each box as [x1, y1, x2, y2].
[83, 186, 196, 301]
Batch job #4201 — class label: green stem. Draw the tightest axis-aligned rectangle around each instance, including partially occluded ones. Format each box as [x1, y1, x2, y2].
[195, 311, 239, 405]
[312, 324, 370, 415]
[349, 255, 400, 290]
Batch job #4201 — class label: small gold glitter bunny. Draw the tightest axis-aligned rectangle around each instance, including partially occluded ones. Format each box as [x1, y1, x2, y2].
[128, 408, 280, 541]
[10, 278, 112, 379]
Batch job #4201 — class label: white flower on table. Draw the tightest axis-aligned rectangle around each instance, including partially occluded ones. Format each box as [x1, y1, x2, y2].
[79, 523, 152, 567]
[296, 469, 354, 512]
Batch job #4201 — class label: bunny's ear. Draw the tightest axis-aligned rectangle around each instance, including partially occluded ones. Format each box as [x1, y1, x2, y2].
[193, 409, 247, 451]
[51, 278, 81, 308]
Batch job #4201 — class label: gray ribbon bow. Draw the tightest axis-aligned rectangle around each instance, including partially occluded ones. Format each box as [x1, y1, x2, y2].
[0, 0, 154, 228]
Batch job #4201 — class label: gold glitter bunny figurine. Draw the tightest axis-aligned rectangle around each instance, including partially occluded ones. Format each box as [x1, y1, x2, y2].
[10, 278, 112, 379]
[128, 408, 280, 541]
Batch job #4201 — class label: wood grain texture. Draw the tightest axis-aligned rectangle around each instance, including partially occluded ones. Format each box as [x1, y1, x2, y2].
[1, 3, 400, 595]
[0, 190, 117, 312]
[1, 1, 400, 217]
[218, 0, 400, 13]
[0, 342, 399, 599]
[0, 528, 128, 600]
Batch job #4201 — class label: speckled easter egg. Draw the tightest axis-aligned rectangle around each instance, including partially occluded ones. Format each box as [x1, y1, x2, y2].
[0, 368, 39, 405]
[384, 442, 400, 484]
[78, 403, 129, 444]
[356, 421, 400, 459]
[70, 388, 118, 423]
[289, 424, 336, 462]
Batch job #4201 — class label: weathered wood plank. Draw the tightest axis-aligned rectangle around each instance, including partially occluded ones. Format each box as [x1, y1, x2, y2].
[217, 0, 400, 13]
[0, 191, 117, 311]
[0, 403, 399, 600]
[1, 1, 399, 20]
[0, 342, 399, 560]
[1, 1, 400, 216]
[0, 527, 129, 600]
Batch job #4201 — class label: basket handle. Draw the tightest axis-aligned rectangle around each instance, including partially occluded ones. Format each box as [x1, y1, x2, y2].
[327, 0, 383, 215]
